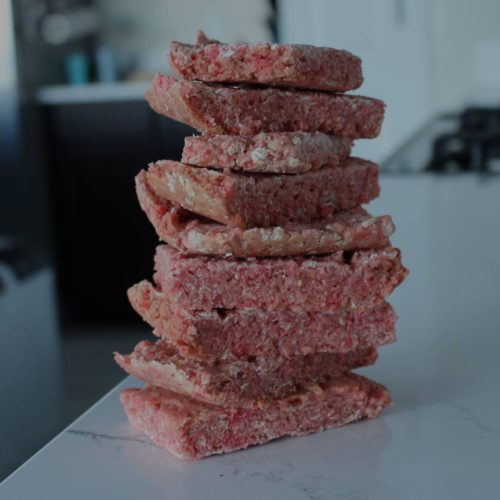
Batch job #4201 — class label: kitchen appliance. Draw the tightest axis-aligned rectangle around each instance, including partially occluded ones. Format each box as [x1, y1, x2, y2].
[382, 106, 500, 175]
[0, 0, 62, 480]
[427, 107, 500, 173]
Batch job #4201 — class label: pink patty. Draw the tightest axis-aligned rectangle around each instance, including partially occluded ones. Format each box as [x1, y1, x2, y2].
[146, 158, 380, 228]
[136, 171, 394, 257]
[128, 280, 397, 361]
[120, 373, 391, 460]
[169, 36, 363, 92]
[182, 133, 353, 174]
[114, 339, 376, 407]
[145, 74, 385, 138]
[153, 244, 408, 312]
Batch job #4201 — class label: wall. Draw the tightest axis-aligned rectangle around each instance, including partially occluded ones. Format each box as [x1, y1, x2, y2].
[279, 0, 432, 163]
[279, 0, 500, 161]
[95, 0, 272, 74]
[428, 0, 500, 111]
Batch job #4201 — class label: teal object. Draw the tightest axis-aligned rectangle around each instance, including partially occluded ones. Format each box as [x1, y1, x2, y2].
[65, 51, 89, 85]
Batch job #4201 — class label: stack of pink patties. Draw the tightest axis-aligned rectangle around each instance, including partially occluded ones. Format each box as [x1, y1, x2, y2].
[115, 32, 408, 460]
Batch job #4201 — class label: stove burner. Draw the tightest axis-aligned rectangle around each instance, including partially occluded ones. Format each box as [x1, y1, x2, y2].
[427, 107, 500, 172]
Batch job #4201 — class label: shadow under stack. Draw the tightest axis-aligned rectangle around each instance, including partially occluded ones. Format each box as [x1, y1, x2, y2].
[115, 32, 408, 460]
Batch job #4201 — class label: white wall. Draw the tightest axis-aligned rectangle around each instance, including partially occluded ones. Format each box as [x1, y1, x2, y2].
[428, 0, 500, 111]
[279, 0, 500, 161]
[279, 0, 432, 163]
[96, 0, 272, 74]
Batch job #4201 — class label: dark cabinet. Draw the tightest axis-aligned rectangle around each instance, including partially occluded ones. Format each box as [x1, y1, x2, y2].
[42, 99, 194, 327]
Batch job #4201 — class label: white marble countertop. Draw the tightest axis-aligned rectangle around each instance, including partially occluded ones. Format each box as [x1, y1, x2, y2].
[1, 175, 500, 499]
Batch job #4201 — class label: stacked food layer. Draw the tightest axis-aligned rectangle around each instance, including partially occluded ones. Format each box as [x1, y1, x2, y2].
[116, 32, 408, 460]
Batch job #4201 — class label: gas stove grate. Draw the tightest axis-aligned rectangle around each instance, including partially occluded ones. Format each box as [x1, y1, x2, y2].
[427, 107, 500, 172]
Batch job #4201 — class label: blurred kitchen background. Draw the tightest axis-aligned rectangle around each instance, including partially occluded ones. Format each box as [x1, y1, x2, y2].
[1, 0, 500, 480]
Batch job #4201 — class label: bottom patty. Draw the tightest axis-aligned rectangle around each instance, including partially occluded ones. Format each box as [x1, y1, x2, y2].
[120, 373, 390, 460]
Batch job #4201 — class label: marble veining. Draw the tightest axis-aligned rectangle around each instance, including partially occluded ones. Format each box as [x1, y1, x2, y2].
[447, 402, 496, 435]
[67, 429, 151, 445]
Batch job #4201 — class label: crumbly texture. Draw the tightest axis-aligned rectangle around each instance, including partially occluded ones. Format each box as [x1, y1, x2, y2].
[114, 339, 376, 407]
[182, 133, 353, 173]
[145, 74, 385, 138]
[146, 158, 380, 228]
[120, 373, 391, 460]
[136, 171, 394, 257]
[128, 280, 397, 361]
[169, 35, 363, 92]
[153, 245, 408, 312]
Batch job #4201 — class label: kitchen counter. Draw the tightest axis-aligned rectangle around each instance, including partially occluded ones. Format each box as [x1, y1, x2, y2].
[36, 81, 151, 105]
[1, 174, 500, 499]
